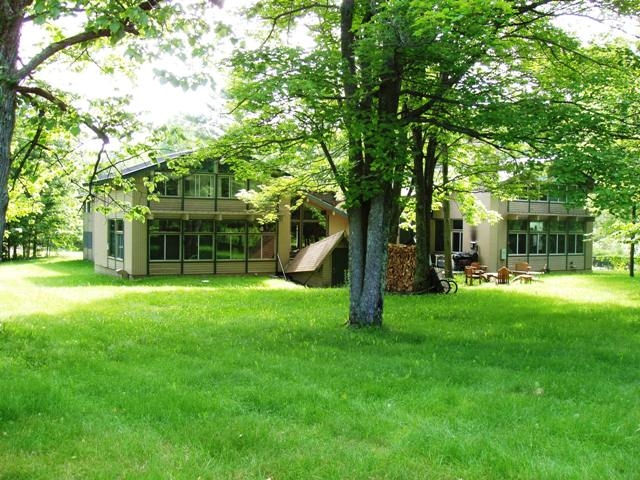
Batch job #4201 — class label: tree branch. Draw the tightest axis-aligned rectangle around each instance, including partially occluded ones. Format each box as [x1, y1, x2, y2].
[15, 86, 68, 111]
[15, 0, 169, 82]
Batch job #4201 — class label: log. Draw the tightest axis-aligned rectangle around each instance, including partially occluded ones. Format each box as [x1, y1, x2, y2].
[386, 244, 416, 292]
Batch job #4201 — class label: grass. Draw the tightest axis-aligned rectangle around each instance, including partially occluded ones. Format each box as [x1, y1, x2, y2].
[0, 256, 639, 479]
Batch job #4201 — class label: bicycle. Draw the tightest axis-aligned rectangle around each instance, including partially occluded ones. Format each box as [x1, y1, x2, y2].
[415, 266, 458, 294]
[434, 266, 458, 294]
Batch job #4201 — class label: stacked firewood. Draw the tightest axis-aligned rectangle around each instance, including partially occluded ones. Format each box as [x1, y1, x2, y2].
[386, 244, 416, 292]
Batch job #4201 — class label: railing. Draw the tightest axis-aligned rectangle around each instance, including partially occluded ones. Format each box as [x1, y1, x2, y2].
[507, 200, 588, 216]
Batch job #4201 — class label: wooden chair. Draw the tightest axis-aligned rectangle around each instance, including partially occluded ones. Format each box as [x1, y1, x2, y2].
[464, 266, 481, 285]
[514, 261, 530, 273]
[496, 266, 510, 285]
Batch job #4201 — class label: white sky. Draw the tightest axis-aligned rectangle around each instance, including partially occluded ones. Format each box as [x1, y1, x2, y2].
[21, 0, 256, 128]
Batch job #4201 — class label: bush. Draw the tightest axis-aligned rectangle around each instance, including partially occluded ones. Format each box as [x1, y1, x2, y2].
[592, 255, 635, 270]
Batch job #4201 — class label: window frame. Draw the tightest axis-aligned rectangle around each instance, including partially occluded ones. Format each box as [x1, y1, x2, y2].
[108, 219, 124, 260]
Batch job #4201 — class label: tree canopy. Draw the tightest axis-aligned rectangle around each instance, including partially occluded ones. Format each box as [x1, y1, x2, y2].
[0, 0, 225, 257]
[208, 0, 640, 325]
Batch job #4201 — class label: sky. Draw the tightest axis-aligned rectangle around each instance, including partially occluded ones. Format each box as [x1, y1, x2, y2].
[21, 0, 254, 128]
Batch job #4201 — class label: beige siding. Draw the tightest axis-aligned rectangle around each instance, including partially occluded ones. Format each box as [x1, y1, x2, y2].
[248, 261, 276, 274]
[92, 210, 109, 271]
[327, 214, 348, 236]
[216, 262, 246, 274]
[149, 263, 181, 275]
[549, 203, 570, 215]
[547, 256, 568, 271]
[183, 198, 216, 211]
[183, 263, 215, 275]
[217, 199, 248, 213]
[153, 197, 182, 211]
[507, 256, 527, 270]
[567, 255, 585, 270]
[508, 201, 530, 214]
[83, 211, 94, 261]
[128, 218, 147, 276]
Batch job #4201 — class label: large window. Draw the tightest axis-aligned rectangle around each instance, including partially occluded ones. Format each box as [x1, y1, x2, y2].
[528, 221, 546, 255]
[148, 219, 280, 263]
[149, 219, 181, 261]
[248, 223, 276, 260]
[508, 219, 586, 256]
[157, 177, 180, 196]
[567, 220, 585, 254]
[216, 221, 246, 260]
[507, 220, 527, 255]
[218, 176, 245, 198]
[183, 220, 214, 260]
[290, 203, 328, 249]
[434, 219, 464, 252]
[548, 219, 566, 255]
[108, 219, 124, 259]
[184, 174, 215, 198]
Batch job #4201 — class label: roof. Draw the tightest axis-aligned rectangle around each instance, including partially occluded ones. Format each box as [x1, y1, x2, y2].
[306, 193, 347, 218]
[285, 231, 345, 274]
[96, 150, 194, 182]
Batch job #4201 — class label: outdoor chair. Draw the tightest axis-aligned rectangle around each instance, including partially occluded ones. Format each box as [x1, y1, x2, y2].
[464, 265, 482, 285]
[496, 266, 510, 285]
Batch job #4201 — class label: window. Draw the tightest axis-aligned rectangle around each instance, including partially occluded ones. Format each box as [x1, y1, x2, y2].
[508, 233, 527, 254]
[108, 219, 124, 259]
[567, 220, 585, 254]
[507, 220, 527, 255]
[184, 174, 215, 198]
[529, 233, 546, 255]
[529, 221, 545, 233]
[149, 219, 181, 261]
[183, 220, 214, 260]
[452, 219, 463, 252]
[216, 221, 246, 260]
[547, 187, 567, 203]
[548, 234, 566, 254]
[218, 176, 245, 198]
[548, 220, 566, 254]
[290, 204, 328, 249]
[247, 223, 276, 260]
[157, 177, 180, 196]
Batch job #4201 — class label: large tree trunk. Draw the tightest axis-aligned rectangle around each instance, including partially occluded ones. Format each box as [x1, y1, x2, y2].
[413, 131, 438, 291]
[348, 192, 392, 327]
[0, 3, 23, 261]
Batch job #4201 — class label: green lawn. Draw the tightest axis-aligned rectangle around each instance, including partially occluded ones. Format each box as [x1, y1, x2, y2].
[1, 257, 638, 479]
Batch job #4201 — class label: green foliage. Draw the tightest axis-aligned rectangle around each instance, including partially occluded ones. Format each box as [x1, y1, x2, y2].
[592, 254, 633, 270]
[1, 258, 639, 478]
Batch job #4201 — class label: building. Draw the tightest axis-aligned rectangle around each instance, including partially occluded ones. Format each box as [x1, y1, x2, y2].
[432, 190, 593, 272]
[83, 156, 349, 281]
[83, 156, 592, 282]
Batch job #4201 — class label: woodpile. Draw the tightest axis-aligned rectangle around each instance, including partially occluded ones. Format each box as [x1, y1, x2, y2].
[386, 244, 416, 292]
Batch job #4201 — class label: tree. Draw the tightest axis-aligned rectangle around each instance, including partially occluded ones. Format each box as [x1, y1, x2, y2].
[0, 0, 225, 257]
[212, 0, 640, 325]
[543, 43, 640, 277]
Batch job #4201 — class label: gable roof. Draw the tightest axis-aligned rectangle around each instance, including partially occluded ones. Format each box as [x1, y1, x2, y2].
[306, 193, 347, 218]
[96, 150, 193, 182]
[285, 231, 345, 274]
